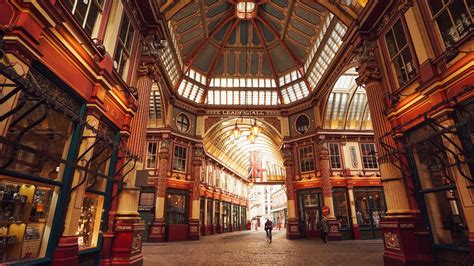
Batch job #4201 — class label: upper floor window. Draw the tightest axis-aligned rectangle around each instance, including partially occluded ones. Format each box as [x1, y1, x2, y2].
[64, 0, 105, 36]
[427, 0, 473, 48]
[173, 145, 187, 172]
[384, 19, 417, 87]
[296, 115, 310, 134]
[360, 143, 378, 169]
[299, 146, 315, 173]
[329, 143, 342, 169]
[176, 113, 190, 133]
[114, 13, 135, 77]
[145, 142, 158, 169]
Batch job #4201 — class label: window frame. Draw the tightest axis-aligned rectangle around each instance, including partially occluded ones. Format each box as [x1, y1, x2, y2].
[63, 0, 105, 36]
[328, 142, 343, 170]
[176, 113, 191, 133]
[172, 145, 187, 173]
[382, 17, 419, 89]
[295, 114, 311, 134]
[299, 145, 315, 173]
[359, 143, 379, 170]
[113, 10, 136, 78]
[424, 0, 473, 50]
[145, 142, 158, 169]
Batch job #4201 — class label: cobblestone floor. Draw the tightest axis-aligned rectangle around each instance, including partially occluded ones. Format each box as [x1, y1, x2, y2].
[142, 229, 384, 265]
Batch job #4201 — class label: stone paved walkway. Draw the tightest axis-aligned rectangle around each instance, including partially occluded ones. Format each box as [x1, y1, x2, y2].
[142, 230, 384, 265]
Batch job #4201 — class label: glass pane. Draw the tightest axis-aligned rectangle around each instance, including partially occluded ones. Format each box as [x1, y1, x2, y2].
[436, 11, 459, 47]
[333, 191, 350, 228]
[449, 1, 472, 39]
[428, 0, 445, 15]
[165, 193, 188, 224]
[393, 20, 407, 48]
[354, 192, 372, 228]
[77, 194, 103, 249]
[385, 31, 398, 59]
[424, 190, 468, 246]
[0, 179, 57, 263]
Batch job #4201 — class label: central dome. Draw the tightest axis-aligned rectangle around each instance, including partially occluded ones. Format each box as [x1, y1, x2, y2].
[164, 0, 348, 105]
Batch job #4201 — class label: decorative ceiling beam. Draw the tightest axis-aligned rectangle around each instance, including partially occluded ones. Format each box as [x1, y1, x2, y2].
[203, 18, 240, 100]
[251, 19, 284, 103]
[281, 0, 296, 38]
[313, 0, 353, 26]
[183, 14, 235, 74]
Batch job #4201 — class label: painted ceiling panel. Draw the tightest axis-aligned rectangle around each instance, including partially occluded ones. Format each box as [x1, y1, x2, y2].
[194, 44, 217, 72]
[173, 2, 199, 21]
[295, 6, 321, 24]
[271, 45, 294, 73]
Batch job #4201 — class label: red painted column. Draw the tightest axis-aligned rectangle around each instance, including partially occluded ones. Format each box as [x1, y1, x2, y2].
[319, 145, 341, 240]
[282, 144, 300, 239]
[355, 40, 433, 265]
[189, 145, 204, 240]
[148, 136, 171, 242]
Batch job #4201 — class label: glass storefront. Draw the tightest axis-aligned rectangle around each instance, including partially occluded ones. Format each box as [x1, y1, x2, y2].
[333, 189, 350, 229]
[241, 206, 246, 229]
[199, 198, 205, 230]
[165, 189, 189, 224]
[206, 199, 213, 227]
[232, 204, 239, 230]
[222, 202, 231, 232]
[297, 189, 322, 236]
[408, 122, 471, 262]
[354, 187, 386, 239]
[214, 201, 220, 228]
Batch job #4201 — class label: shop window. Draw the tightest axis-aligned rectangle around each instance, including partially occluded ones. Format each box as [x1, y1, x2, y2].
[63, 0, 105, 36]
[139, 192, 154, 207]
[241, 206, 246, 227]
[354, 188, 386, 231]
[222, 202, 231, 232]
[233, 204, 239, 230]
[145, 142, 158, 169]
[333, 189, 350, 229]
[113, 13, 135, 77]
[172, 146, 187, 172]
[87, 126, 115, 193]
[360, 143, 378, 169]
[176, 113, 190, 133]
[214, 201, 220, 226]
[77, 194, 103, 249]
[295, 115, 310, 134]
[200, 198, 205, 227]
[0, 180, 56, 263]
[206, 199, 213, 225]
[384, 19, 417, 87]
[427, 0, 473, 48]
[299, 146, 315, 173]
[298, 189, 322, 233]
[329, 143, 342, 169]
[165, 190, 189, 224]
[408, 127, 469, 247]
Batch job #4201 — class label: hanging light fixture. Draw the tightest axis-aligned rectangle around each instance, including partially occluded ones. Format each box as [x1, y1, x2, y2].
[231, 121, 242, 140]
[247, 133, 257, 144]
[250, 118, 261, 136]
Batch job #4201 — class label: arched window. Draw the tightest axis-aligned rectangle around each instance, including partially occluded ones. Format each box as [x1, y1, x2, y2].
[296, 115, 310, 134]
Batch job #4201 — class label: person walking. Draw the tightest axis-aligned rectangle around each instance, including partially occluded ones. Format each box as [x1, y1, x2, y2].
[320, 215, 329, 243]
[264, 219, 273, 243]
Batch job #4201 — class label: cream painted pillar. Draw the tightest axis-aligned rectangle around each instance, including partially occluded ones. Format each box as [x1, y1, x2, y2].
[319, 146, 336, 219]
[189, 144, 204, 240]
[355, 49, 411, 215]
[282, 144, 300, 238]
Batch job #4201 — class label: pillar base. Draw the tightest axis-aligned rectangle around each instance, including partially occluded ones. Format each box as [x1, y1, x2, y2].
[52, 236, 79, 266]
[353, 224, 360, 240]
[381, 215, 434, 266]
[188, 219, 200, 240]
[286, 218, 300, 239]
[148, 219, 165, 242]
[100, 232, 114, 265]
[110, 217, 144, 265]
[327, 219, 341, 241]
[246, 221, 251, 230]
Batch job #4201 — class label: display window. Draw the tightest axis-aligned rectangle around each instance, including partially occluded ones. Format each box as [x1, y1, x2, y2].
[222, 202, 231, 232]
[0, 179, 57, 263]
[354, 187, 386, 236]
[165, 190, 189, 224]
[77, 194, 104, 249]
[297, 189, 322, 232]
[199, 198, 205, 227]
[240, 206, 246, 228]
[214, 201, 220, 226]
[232, 204, 239, 230]
[332, 189, 350, 229]
[206, 199, 213, 226]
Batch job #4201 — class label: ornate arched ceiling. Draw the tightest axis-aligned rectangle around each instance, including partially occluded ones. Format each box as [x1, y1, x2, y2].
[161, 0, 365, 105]
[204, 117, 283, 178]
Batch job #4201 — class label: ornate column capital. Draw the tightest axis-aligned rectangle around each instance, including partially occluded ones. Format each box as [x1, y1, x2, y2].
[353, 40, 382, 86]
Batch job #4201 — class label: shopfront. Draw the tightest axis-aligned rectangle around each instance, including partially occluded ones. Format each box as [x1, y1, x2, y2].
[333, 188, 351, 239]
[406, 104, 474, 265]
[297, 189, 323, 238]
[232, 204, 240, 231]
[0, 62, 125, 264]
[353, 187, 386, 239]
[214, 201, 221, 233]
[206, 199, 213, 235]
[164, 189, 189, 241]
[138, 190, 155, 241]
[222, 202, 231, 233]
